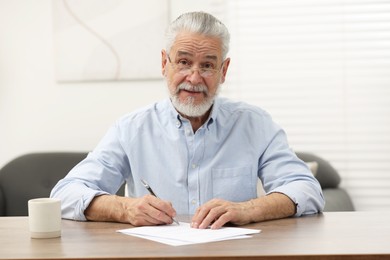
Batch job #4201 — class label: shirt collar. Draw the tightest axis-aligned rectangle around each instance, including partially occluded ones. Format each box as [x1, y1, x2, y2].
[165, 97, 221, 130]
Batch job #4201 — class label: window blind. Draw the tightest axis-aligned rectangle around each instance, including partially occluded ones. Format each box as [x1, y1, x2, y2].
[217, 0, 390, 211]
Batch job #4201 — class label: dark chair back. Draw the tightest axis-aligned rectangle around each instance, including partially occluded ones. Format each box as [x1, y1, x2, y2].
[296, 151, 354, 211]
[0, 152, 124, 216]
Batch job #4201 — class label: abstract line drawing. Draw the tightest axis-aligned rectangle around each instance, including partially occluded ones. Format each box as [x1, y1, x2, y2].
[52, 0, 169, 82]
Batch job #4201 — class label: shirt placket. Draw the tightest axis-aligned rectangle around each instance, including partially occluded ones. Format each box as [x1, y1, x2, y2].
[182, 121, 205, 214]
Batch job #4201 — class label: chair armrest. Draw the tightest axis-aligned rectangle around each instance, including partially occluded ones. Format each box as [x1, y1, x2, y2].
[323, 188, 355, 211]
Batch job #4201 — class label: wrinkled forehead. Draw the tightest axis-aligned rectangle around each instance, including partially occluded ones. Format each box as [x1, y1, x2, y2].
[170, 31, 223, 61]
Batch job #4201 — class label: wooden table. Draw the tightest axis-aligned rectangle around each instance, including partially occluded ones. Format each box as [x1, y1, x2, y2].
[0, 212, 389, 259]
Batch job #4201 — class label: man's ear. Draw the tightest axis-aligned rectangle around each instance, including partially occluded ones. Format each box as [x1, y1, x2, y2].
[161, 50, 168, 76]
[219, 58, 231, 84]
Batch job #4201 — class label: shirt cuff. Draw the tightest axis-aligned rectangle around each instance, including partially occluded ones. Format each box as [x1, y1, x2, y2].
[73, 190, 109, 221]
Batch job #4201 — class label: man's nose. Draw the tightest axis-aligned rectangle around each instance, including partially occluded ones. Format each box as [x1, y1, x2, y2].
[185, 68, 204, 85]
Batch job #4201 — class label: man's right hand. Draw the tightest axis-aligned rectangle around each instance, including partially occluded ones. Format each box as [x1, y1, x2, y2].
[84, 194, 177, 226]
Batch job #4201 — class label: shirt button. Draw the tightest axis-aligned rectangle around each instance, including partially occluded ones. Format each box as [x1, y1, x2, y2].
[192, 164, 197, 169]
[191, 199, 197, 205]
[176, 120, 182, 128]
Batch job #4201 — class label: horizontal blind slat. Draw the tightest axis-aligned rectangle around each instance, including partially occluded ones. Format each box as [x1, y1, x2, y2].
[222, 0, 390, 211]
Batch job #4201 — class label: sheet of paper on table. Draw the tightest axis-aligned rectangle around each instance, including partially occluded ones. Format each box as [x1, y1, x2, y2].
[117, 222, 261, 246]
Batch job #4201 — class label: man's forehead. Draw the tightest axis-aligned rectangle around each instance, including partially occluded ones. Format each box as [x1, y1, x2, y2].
[176, 51, 218, 61]
[171, 32, 222, 59]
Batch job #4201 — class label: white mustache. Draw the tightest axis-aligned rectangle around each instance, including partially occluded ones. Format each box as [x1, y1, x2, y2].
[176, 83, 208, 94]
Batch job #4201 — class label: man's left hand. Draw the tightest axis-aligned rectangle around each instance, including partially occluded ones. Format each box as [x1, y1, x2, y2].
[190, 199, 253, 229]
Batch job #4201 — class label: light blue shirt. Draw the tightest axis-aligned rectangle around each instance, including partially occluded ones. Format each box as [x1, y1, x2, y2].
[51, 97, 324, 221]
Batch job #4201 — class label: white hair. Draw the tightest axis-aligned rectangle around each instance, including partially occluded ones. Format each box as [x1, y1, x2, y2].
[165, 12, 230, 60]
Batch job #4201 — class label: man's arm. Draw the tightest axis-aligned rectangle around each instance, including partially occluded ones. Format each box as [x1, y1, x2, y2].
[84, 194, 177, 226]
[191, 192, 296, 229]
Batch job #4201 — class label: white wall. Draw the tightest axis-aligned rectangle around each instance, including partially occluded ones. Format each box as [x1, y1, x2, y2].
[3, 1, 389, 211]
[0, 0, 219, 168]
[0, 1, 167, 167]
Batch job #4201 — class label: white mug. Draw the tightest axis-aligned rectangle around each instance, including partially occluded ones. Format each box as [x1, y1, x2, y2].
[28, 198, 61, 239]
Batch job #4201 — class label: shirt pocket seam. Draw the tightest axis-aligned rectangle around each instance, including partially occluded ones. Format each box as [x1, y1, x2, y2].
[211, 166, 255, 201]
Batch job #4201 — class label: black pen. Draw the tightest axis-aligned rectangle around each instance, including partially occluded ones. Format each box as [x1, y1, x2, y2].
[140, 179, 180, 225]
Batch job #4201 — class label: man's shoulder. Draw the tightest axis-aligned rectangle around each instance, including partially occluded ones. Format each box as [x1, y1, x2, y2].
[116, 99, 169, 125]
[216, 97, 271, 118]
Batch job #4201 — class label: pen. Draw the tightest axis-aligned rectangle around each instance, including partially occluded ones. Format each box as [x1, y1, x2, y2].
[140, 179, 180, 225]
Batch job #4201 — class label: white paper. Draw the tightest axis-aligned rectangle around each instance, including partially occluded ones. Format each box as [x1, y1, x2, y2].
[117, 222, 261, 246]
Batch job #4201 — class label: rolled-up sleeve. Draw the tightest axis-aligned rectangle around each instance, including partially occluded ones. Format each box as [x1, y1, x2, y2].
[50, 122, 129, 221]
[258, 127, 325, 216]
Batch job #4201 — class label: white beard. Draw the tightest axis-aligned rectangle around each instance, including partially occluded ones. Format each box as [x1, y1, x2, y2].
[170, 82, 219, 118]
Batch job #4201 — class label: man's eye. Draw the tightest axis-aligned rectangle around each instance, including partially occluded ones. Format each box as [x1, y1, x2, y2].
[202, 63, 215, 70]
[178, 60, 190, 66]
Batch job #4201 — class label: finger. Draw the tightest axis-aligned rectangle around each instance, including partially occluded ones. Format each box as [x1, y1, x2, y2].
[210, 211, 232, 229]
[129, 197, 167, 226]
[146, 196, 176, 224]
[158, 200, 177, 219]
[139, 213, 167, 226]
[129, 209, 166, 226]
[191, 199, 223, 228]
[146, 195, 176, 216]
[198, 206, 226, 229]
[191, 205, 211, 228]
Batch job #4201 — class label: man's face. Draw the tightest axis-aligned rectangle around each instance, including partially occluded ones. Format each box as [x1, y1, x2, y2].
[162, 32, 230, 118]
